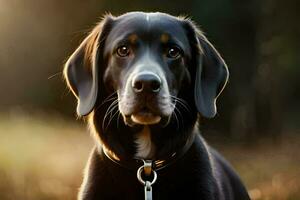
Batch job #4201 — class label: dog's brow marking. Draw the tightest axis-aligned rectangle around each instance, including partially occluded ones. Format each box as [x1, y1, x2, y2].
[128, 34, 138, 44]
[135, 126, 155, 159]
[160, 33, 169, 43]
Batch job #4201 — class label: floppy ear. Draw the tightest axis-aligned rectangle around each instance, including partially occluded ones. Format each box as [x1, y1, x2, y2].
[64, 15, 113, 116]
[184, 20, 229, 118]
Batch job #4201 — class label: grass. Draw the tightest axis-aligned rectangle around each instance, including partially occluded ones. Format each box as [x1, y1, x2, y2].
[0, 113, 299, 200]
[216, 136, 300, 200]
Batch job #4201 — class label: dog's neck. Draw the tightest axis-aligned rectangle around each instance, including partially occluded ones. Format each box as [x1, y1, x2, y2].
[134, 126, 155, 159]
[101, 124, 198, 172]
[91, 98, 199, 161]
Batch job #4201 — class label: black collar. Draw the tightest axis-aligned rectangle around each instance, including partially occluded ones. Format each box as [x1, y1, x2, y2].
[102, 135, 195, 172]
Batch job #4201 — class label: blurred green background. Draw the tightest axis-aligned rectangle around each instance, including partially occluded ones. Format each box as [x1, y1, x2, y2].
[0, 0, 299, 199]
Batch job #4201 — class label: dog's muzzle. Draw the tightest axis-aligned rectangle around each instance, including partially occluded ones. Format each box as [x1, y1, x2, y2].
[130, 72, 162, 125]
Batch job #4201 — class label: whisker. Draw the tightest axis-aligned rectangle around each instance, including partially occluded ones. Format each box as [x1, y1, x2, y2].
[95, 97, 117, 112]
[102, 104, 118, 131]
[174, 105, 184, 130]
[95, 91, 118, 110]
[102, 100, 119, 130]
[102, 96, 118, 105]
[102, 91, 118, 103]
[106, 109, 120, 130]
[103, 100, 118, 119]
[176, 99, 190, 110]
[48, 71, 62, 80]
[172, 108, 180, 130]
[105, 99, 119, 115]
[117, 112, 121, 129]
[169, 95, 191, 113]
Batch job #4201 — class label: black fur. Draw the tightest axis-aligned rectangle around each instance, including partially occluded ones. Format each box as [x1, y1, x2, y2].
[64, 12, 250, 200]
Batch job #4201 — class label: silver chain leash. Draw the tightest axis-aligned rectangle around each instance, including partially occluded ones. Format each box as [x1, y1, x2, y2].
[137, 160, 157, 200]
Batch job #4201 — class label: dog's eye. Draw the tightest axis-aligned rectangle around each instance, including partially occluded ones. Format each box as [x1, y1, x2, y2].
[167, 46, 182, 58]
[116, 45, 130, 57]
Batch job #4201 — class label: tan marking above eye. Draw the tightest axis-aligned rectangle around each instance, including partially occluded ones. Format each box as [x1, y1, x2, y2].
[128, 34, 138, 44]
[160, 33, 169, 43]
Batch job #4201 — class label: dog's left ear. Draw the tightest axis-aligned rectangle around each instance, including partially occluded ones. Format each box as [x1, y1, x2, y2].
[64, 15, 113, 116]
[183, 20, 229, 118]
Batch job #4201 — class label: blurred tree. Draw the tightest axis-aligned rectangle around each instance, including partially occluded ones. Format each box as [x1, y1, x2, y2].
[192, 0, 259, 140]
[253, 0, 300, 139]
[197, 0, 300, 140]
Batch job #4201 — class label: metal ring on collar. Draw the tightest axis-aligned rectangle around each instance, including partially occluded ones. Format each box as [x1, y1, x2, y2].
[137, 165, 158, 185]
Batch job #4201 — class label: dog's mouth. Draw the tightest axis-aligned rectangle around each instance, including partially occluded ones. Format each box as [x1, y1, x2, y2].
[118, 91, 174, 127]
[122, 105, 172, 127]
[130, 107, 162, 125]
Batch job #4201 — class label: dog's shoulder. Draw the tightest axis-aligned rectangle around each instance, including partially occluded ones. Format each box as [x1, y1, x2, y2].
[78, 147, 114, 200]
[209, 147, 250, 200]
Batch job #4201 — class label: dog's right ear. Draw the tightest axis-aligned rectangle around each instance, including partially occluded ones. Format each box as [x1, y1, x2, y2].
[64, 15, 114, 116]
[182, 19, 229, 118]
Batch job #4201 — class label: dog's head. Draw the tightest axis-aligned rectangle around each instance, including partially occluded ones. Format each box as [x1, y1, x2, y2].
[64, 12, 228, 158]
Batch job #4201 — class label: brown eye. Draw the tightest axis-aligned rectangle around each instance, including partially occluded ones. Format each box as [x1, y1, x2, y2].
[117, 45, 130, 57]
[167, 46, 182, 58]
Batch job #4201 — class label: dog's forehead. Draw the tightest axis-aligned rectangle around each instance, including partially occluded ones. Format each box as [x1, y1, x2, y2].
[106, 12, 188, 45]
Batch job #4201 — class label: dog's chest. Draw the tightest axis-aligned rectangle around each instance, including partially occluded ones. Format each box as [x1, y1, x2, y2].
[134, 126, 155, 159]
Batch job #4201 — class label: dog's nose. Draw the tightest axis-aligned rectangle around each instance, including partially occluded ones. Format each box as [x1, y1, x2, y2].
[132, 72, 161, 93]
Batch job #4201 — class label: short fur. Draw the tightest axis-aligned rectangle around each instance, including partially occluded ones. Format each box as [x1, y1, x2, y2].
[64, 12, 250, 200]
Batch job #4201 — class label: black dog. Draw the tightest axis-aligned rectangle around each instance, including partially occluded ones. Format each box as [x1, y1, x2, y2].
[64, 12, 250, 200]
